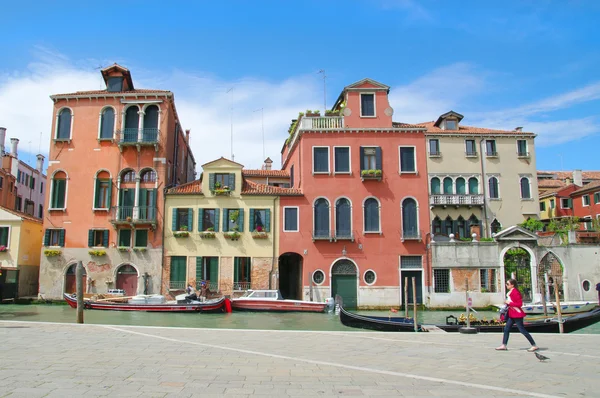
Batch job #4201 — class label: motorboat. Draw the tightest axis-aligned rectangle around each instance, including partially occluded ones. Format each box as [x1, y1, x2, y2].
[495, 301, 597, 315]
[231, 290, 334, 313]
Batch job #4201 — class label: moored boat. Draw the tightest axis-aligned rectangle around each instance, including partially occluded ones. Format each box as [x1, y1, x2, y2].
[64, 293, 231, 313]
[231, 290, 334, 313]
[495, 301, 597, 315]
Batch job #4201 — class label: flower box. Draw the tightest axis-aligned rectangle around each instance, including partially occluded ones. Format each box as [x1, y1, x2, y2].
[88, 249, 107, 256]
[117, 246, 131, 252]
[211, 188, 231, 196]
[0, 245, 7, 253]
[200, 231, 216, 239]
[252, 232, 269, 239]
[174, 231, 190, 238]
[133, 247, 146, 252]
[224, 232, 241, 241]
[361, 169, 382, 181]
[44, 249, 62, 257]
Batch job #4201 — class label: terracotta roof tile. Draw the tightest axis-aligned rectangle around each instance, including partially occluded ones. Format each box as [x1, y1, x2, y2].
[391, 122, 426, 129]
[241, 180, 302, 196]
[166, 180, 203, 195]
[537, 171, 600, 180]
[0, 206, 43, 223]
[51, 89, 171, 97]
[538, 180, 566, 189]
[418, 121, 534, 135]
[242, 169, 290, 178]
[572, 180, 600, 195]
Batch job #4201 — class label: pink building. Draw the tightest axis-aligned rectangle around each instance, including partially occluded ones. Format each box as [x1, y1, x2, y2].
[278, 79, 429, 309]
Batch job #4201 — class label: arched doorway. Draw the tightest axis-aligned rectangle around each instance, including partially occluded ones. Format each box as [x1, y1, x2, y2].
[503, 248, 532, 302]
[538, 252, 564, 301]
[116, 264, 138, 296]
[331, 259, 358, 309]
[65, 264, 87, 294]
[279, 253, 303, 300]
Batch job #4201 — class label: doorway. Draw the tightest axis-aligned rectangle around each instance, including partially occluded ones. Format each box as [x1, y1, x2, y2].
[116, 264, 138, 296]
[279, 253, 303, 300]
[331, 259, 358, 309]
[401, 271, 423, 305]
[65, 264, 87, 294]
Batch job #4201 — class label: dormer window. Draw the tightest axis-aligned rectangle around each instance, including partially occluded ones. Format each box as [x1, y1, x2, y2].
[445, 120, 457, 130]
[107, 77, 124, 92]
[360, 93, 375, 117]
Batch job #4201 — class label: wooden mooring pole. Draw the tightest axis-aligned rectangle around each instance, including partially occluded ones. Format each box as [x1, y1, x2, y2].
[412, 277, 418, 332]
[554, 281, 564, 334]
[404, 277, 408, 319]
[76, 261, 84, 324]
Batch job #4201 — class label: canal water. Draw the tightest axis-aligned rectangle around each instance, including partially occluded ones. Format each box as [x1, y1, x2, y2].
[1, 304, 598, 334]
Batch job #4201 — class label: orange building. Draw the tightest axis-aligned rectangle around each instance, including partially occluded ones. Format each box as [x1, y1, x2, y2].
[38, 64, 196, 299]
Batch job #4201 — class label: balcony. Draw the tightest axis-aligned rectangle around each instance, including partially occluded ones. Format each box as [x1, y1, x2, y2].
[429, 194, 484, 207]
[110, 206, 158, 227]
[196, 281, 219, 292]
[300, 116, 344, 130]
[117, 128, 159, 151]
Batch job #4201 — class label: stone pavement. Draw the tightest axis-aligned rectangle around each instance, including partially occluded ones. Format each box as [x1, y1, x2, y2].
[1, 321, 599, 397]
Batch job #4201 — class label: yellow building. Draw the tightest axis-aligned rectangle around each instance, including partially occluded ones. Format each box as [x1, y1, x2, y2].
[0, 207, 43, 300]
[538, 184, 579, 223]
[164, 158, 299, 297]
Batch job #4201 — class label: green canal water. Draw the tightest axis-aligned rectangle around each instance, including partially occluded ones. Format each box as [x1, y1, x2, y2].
[0, 304, 598, 334]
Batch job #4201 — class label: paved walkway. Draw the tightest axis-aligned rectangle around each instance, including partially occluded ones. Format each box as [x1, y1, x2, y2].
[1, 320, 598, 397]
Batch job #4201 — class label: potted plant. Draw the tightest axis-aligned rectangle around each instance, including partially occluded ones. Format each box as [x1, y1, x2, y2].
[252, 226, 268, 239]
[88, 249, 107, 256]
[174, 225, 190, 238]
[224, 231, 241, 241]
[325, 109, 340, 116]
[212, 181, 231, 195]
[117, 246, 131, 252]
[306, 109, 321, 117]
[133, 247, 147, 252]
[361, 169, 383, 181]
[200, 227, 216, 239]
[0, 245, 7, 253]
[44, 249, 62, 257]
[126, 216, 132, 222]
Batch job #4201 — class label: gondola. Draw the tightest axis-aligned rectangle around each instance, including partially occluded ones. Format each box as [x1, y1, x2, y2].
[339, 305, 600, 333]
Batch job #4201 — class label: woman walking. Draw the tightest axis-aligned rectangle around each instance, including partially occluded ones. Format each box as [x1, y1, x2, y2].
[496, 278, 539, 352]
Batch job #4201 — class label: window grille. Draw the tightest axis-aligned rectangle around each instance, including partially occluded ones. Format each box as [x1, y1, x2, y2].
[480, 269, 497, 292]
[401, 256, 422, 269]
[434, 269, 450, 293]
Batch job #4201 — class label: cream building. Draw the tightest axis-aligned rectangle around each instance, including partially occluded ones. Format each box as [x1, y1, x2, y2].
[164, 157, 300, 297]
[421, 111, 539, 239]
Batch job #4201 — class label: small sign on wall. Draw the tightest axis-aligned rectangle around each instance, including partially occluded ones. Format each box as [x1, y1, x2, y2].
[22, 255, 29, 261]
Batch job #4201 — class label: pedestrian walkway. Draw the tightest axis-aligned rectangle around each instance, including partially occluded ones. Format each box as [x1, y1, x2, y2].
[1, 320, 598, 397]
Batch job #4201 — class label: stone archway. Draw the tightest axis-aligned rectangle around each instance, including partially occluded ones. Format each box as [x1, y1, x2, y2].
[116, 264, 138, 296]
[538, 252, 565, 302]
[503, 248, 533, 302]
[331, 259, 358, 309]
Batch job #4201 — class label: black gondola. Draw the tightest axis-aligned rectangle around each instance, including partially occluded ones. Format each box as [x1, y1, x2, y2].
[339, 305, 600, 333]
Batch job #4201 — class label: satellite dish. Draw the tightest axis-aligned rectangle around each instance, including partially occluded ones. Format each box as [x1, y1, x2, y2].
[342, 107, 352, 116]
[384, 107, 394, 116]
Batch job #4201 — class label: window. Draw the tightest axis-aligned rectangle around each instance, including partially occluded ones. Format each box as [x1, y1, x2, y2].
[40, 182, 44, 194]
[399, 147, 416, 173]
[468, 178, 479, 194]
[313, 198, 330, 238]
[334, 147, 350, 173]
[313, 147, 329, 173]
[595, 192, 600, 204]
[488, 177, 499, 199]
[88, 229, 108, 247]
[361, 147, 381, 172]
[290, 165, 295, 188]
[209, 173, 234, 191]
[30, 177, 35, 189]
[550, 199, 555, 209]
[107, 77, 124, 92]
[429, 139, 440, 156]
[0, 226, 9, 248]
[401, 198, 418, 239]
[135, 230, 148, 247]
[360, 93, 375, 117]
[465, 140, 477, 156]
[38, 205, 43, 218]
[582, 217, 593, 230]
[140, 170, 156, 183]
[335, 198, 352, 238]
[312, 270, 325, 285]
[283, 207, 299, 232]
[434, 269, 450, 293]
[364, 270, 376, 285]
[480, 269, 497, 293]
[94, 179, 111, 209]
[443, 177, 453, 194]
[25, 175, 29, 186]
[234, 257, 251, 290]
[582, 280, 591, 292]
[432, 217, 442, 235]
[517, 140, 528, 157]
[223, 208, 244, 232]
[444, 216, 453, 236]
[364, 198, 380, 233]
[445, 120, 457, 130]
[456, 177, 466, 195]
[56, 108, 72, 140]
[99, 108, 115, 139]
[199, 209, 218, 231]
[118, 229, 132, 247]
[520, 177, 531, 199]
[430, 177, 441, 194]
[250, 209, 270, 232]
[44, 229, 64, 247]
[170, 256, 187, 287]
[401, 256, 422, 270]
[15, 196, 22, 212]
[486, 140, 497, 156]
[560, 198, 571, 209]
[491, 219, 502, 234]
[173, 208, 192, 231]
[583, 195, 590, 206]
[122, 170, 136, 183]
[539, 202, 546, 212]
[197, 257, 219, 290]
[0, 176, 3, 188]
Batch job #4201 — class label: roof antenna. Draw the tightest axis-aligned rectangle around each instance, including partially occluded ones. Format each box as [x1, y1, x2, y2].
[227, 87, 234, 161]
[94, 65, 105, 89]
[254, 108, 265, 161]
[318, 70, 327, 113]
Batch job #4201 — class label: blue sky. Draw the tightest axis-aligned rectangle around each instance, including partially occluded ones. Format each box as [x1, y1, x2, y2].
[1, 0, 599, 171]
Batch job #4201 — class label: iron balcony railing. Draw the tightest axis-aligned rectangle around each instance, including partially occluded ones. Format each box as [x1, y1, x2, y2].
[117, 128, 159, 144]
[300, 116, 344, 130]
[233, 281, 251, 291]
[111, 206, 158, 223]
[169, 281, 186, 290]
[196, 281, 218, 292]
[429, 194, 484, 206]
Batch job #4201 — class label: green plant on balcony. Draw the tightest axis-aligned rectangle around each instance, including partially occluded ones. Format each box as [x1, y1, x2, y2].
[88, 249, 107, 256]
[325, 109, 340, 116]
[44, 249, 62, 257]
[133, 247, 147, 252]
[211, 181, 231, 195]
[459, 237, 473, 242]
[252, 229, 268, 239]
[174, 225, 190, 237]
[117, 246, 131, 252]
[480, 237, 494, 242]
[200, 227, 216, 239]
[306, 109, 321, 117]
[224, 231, 241, 241]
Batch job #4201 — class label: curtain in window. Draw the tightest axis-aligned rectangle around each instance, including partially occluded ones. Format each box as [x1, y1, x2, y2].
[336, 198, 351, 237]
[57, 109, 72, 139]
[489, 177, 499, 198]
[314, 199, 329, 237]
[443, 177, 453, 194]
[430, 178, 441, 194]
[364, 198, 379, 232]
[520, 178, 531, 198]
[402, 198, 418, 237]
[468, 178, 479, 194]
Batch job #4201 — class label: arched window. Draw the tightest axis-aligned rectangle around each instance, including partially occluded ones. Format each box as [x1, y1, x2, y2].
[488, 177, 499, 199]
[99, 107, 115, 139]
[520, 177, 531, 199]
[364, 198, 380, 232]
[491, 219, 502, 234]
[457, 216, 466, 238]
[124, 106, 139, 142]
[314, 198, 330, 238]
[56, 108, 72, 139]
[94, 170, 112, 209]
[50, 171, 67, 209]
[443, 177, 453, 194]
[401, 198, 418, 239]
[432, 216, 442, 235]
[143, 105, 159, 141]
[335, 198, 352, 238]
[456, 178, 466, 195]
[140, 169, 156, 183]
[430, 177, 441, 195]
[469, 214, 479, 227]
[468, 177, 479, 194]
[121, 170, 136, 183]
[444, 216, 453, 236]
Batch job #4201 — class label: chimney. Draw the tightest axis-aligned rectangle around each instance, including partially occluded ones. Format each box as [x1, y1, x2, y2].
[264, 157, 273, 171]
[36, 154, 45, 173]
[573, 169, 583, 186]
[514, 127, 523, 132]
[10, 138, 19, 158]
[0, 127, 5, 154]
[185, 129, 190, 143]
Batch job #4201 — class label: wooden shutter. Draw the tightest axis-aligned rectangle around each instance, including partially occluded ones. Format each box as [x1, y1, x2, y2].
[359, 147, 365, 171]
[57, 179, 66, 208]
[103, 230, 109, 247]
[172, 208, 178, 231]
[209, 173, 215, 190]
[107, 179, 113, 208]
[59, 229, 65, 247]
[88, 230, 94, 247]
[229, 173, 235, 190]
[198, 209, 204, 231]
[265, 209, 271, 232]
[196, 257, 203, 281]
[44, 229, 51, 246]
[187, 209, 193, 230]
[567, 198, 572, 208]
[238, 208, 244, 232]
[234, 257, 239, 283]
[214, 209, 220, 232]
[222, 209, 229, 232]
[209, 258, 219, 287]
[249, 209, 255, 231]
[93, 179, 100, 208]
[375, 147, 382, 171]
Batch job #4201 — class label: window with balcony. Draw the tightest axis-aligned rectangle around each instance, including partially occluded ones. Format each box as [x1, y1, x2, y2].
[88, 229, 108, 247]
[334, 147, 350, 174]
[520, 177, 531, 199]
[399, 147, 416, 173]
[250, 209, 270, 232]
[517, 140, 528, 157]
[56, 108, 72, 140]
[468, 177, 479, 194]
[429, 139, 440, 156]
[443, 177, 453, 194]
[430, 177, 441, 194]
[488, 177, 499, 199]
[363, 198, 380, 233]
[401, 198, 418, 239]
[486, 140, 497, 156]
[199, 209, 218, 232]
[465, 140, 477, 156]
[143, 105, 159, 142]
[123, 106, 140, 143]
[335, 198, 352, 239]
[360, 93, 375, 117]
[313, 147, 330, 174]
[456, 177, 466, 195]
[44, 229, 64, 247]
[99, 107, 115, 140]
[313, 198, 330, 238]
[234, 257, 251, 290]
[50, 171, 67, 209]
[444, 216, 453, 236]
[283, 207, 299, 232]
[360, 147, 382, 180]
[456, 216, 466, 238]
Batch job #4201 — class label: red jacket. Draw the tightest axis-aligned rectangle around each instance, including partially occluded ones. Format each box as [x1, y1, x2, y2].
[507, 288, 526, 319]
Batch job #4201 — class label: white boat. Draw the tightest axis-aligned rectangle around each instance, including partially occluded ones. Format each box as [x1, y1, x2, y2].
[231, 290, 335, 313]
[496, 301, 598, 315]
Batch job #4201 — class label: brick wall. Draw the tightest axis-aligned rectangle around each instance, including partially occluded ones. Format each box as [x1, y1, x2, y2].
[451, 269, 479, 292]
[251, 257, 273, 290]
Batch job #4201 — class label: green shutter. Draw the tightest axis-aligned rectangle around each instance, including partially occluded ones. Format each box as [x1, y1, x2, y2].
[59, 229, 65, 247]
[246, 261, 251, 285]
[375, 147, 382, 171]
[88, 230, 94, 247]
[238, 208, 244, 232]
[359, 147, 365, 171]
[57, 180, 66, 208]
[139, 188, 147, 207]
[249, 209, 255, 231]
[44, 229, 50, 246]
[214, 209, 220, 232]
[229, 173, 235, 190]
[196, 257, 203, 281]
[198, 209, 204, 231]
[223, 209, 229, 232]
[209, 173, 215, 190]
[265, 209, 271, 232]
[209, 258, 219, 287]
[172, 208, 178, 231]
[94, 179, 100, 208]
[107, 179, 113, 208]
[187, 209, 193, 230]
[103, 230, 109, 247]
[234, 257, 239, 283]
[567, 198, 573, 208]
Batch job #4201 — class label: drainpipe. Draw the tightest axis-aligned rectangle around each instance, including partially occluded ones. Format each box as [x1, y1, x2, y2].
[270, 196, 278, 290]
[479, 138, 489, 238]
[172, 124, 179, 185]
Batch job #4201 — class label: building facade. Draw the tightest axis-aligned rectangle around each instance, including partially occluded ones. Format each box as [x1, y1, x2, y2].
[539, 184, 579, 224]
[279, 78, 430, 309]
[422, 112, 539, 239]
[570, 181, 600, 231]
[164, 158, 299, 298]
[38, 64, 196, 299]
